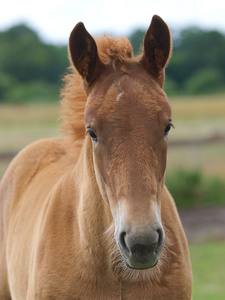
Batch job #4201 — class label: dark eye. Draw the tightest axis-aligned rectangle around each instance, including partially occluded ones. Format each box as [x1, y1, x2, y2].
[87, 128, 98, 142]
[164, 123, 172, 137]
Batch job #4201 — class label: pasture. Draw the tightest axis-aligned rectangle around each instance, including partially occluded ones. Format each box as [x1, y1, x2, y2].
[0, 94, 225, 297]
[167, 94, 225, 177]
[1, 94, 225, 178]
[190, 241, 225, 300]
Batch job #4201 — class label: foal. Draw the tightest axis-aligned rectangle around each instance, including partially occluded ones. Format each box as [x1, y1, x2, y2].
[0, 15, 192, 299]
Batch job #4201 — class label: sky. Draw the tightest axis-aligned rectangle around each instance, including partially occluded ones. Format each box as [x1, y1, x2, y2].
[1, 0, 225, 45]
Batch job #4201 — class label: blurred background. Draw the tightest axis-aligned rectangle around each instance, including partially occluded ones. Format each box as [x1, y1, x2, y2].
[0, 1, 225, 298]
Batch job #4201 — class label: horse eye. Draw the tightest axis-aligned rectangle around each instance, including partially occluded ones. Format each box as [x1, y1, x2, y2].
[164, 123, 172, 137]
[87, 128, 98, 142]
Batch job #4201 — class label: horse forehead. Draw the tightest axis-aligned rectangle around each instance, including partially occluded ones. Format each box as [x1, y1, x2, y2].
[86, 67, 171, 126]
[101, 76, 170, 122]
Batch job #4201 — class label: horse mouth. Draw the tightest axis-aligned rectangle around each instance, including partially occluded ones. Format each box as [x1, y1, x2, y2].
[117, 233, 162, 270]
[119, 246, 160, 270]
[124, 258, 159, 270]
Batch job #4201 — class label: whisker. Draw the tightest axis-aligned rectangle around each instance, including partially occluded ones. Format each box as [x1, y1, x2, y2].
[102, 220, 172, 282]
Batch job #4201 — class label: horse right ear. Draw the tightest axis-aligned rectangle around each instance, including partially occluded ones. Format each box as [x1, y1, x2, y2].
[69, 22, 105, 88]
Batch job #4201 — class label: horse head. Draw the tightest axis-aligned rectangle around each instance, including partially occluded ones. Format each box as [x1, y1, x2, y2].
[69, 15, 172, 270]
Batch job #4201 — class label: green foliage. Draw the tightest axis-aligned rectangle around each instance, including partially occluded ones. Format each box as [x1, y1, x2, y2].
[4, 81, 59, 104]
[129, 26, 225, 95]
[166, 169, 225, 209]
[0, 24, 68, 103]
[128, 29, 145, 56]
[204, 176, 225, 206]
[1, 23, 225, 103]
[184, 68, 225, 94]
[167, 28, 225, 95]
[163, 78, 178, 95]
[0, 72, 15, 100]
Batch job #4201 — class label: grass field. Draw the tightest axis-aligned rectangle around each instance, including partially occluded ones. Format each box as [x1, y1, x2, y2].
[190, 241, 225, 300]
[0, 103, 61, 178]
[0, 103, 61, 153]
[167, 94, 225, 177]
[0, 95, 225, 298]
[1, 95, 225, 177]
[170, 94, 225, 121]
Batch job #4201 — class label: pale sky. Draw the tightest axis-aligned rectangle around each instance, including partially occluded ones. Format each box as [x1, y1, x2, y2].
[1, 0, 225, 44]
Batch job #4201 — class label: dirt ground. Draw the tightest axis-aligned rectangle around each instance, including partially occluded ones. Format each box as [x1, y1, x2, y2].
[178, 206, 225, 244]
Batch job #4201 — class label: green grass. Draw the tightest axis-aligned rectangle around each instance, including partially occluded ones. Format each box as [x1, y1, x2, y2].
[190, 241, 225, 299]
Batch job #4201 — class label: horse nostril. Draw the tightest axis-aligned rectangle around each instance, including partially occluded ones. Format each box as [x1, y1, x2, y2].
[119, 232, 130, 254]
[155, 227, 165, 254]
[119, 226, 165, 260]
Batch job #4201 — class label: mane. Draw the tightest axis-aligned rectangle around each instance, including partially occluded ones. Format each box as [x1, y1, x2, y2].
[60, 35, 134, 150]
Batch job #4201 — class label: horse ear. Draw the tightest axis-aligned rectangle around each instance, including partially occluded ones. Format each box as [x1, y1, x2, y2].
[140, 15, 172, 87]
[69, 22, 105, 86]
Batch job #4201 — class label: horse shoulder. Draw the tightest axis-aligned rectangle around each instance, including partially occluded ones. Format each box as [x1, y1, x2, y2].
[0, 137, 78, 298]
[3, 137, 71, 192]
[1, 136, 77, 231]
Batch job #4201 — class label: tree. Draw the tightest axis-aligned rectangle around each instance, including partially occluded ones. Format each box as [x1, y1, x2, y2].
[0, 24, 68, 102]
[128, 29, 145, 56]
[128, 26, 225, 95]
[167, 28, 225, 92]
[0, 24, 68, 84]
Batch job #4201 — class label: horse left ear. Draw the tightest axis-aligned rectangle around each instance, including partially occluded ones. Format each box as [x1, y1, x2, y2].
[69, 22, 105, 88]
[140, 15, 172, 87]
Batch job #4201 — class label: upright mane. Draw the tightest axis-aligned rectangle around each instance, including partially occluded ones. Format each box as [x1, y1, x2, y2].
[60, 35, 134, 150]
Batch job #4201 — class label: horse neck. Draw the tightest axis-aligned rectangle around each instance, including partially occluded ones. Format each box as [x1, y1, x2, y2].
[74, 137, 113, 247]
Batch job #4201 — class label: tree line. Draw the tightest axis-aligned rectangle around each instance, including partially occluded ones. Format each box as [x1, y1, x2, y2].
[0, 23, 225, 103]
[0, 25, 68, 103]
[130, 27, 225, 95]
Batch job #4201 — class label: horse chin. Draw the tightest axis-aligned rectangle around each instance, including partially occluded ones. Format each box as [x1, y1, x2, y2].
[123, 256, 159, 270]
[112, 244, 163, 281]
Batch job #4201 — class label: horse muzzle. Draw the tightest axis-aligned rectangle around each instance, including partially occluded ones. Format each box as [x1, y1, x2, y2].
[118, 223, 165, 269]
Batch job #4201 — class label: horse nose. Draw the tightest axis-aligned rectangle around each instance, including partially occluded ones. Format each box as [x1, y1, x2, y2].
[119, 224, 165, 269]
